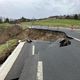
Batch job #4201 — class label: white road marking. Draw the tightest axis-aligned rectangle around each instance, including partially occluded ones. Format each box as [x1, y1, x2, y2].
[32, 45, 35, 55]
[0, 42, 25, 80]
[72, 37, 80, 42]
[37, 61, 43, 80]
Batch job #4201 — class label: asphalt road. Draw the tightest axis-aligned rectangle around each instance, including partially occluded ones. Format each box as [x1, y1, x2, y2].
[4, 27, 80, 80]
[5, 43, 38, 80]
[58, 28, 80, 39]
[34, 39, 80, 80]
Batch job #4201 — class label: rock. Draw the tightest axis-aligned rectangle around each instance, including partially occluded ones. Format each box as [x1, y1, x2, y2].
[26, 39, 32, 43]
[59, 39, 71, 47]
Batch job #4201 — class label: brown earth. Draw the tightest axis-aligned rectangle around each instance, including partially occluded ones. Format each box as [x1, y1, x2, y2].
[17, 28, 68, 41]
[0, 25, 22, 44]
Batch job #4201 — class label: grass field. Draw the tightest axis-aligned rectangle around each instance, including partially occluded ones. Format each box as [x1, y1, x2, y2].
[0, 23, 13, 29]
[0, 39, 18, 55]
[21, 19, 80, 29]
[0, 19, 80, 29]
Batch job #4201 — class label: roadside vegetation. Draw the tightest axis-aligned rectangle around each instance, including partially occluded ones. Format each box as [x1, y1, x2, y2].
[0, 25, 22, 64]
[0, 39, 18, 64]
[0, 23, 12, 29]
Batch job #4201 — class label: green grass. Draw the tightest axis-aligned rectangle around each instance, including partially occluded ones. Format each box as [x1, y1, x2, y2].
[23, 19, 80, 28]
[0, 19, 80, 29]
[35, 19, 80, 28]
[0, 23, 13, 29]
[0, 39, 18, 55]
[20, 22, 30, 29]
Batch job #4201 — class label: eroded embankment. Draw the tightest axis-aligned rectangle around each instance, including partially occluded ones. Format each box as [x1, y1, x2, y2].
[17, 28, 71, 41]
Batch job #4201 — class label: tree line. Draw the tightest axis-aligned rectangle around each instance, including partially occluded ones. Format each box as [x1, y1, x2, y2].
[48, 14, 80, 20]
[0, 14, 80, 24]
[0, 17, 31, 24]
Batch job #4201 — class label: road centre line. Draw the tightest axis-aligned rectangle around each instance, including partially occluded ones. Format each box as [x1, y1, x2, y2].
[32, 45, 35, 55]
[37, 61, 43, 80]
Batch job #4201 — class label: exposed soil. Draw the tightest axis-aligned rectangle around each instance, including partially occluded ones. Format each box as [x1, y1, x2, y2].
[0, 25, 22, 44]
[17, 28, 70, 41]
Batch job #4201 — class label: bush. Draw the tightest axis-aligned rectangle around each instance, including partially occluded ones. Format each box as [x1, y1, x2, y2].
[0, 18, 3, 23]
[4, 18, 9, 23]
[74, 14, 78, 19]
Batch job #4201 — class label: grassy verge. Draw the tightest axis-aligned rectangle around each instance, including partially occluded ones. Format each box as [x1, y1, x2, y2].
[0, 39, 18, 64]
[0, 39, 18, 55]
[0, 23, 13, 29]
